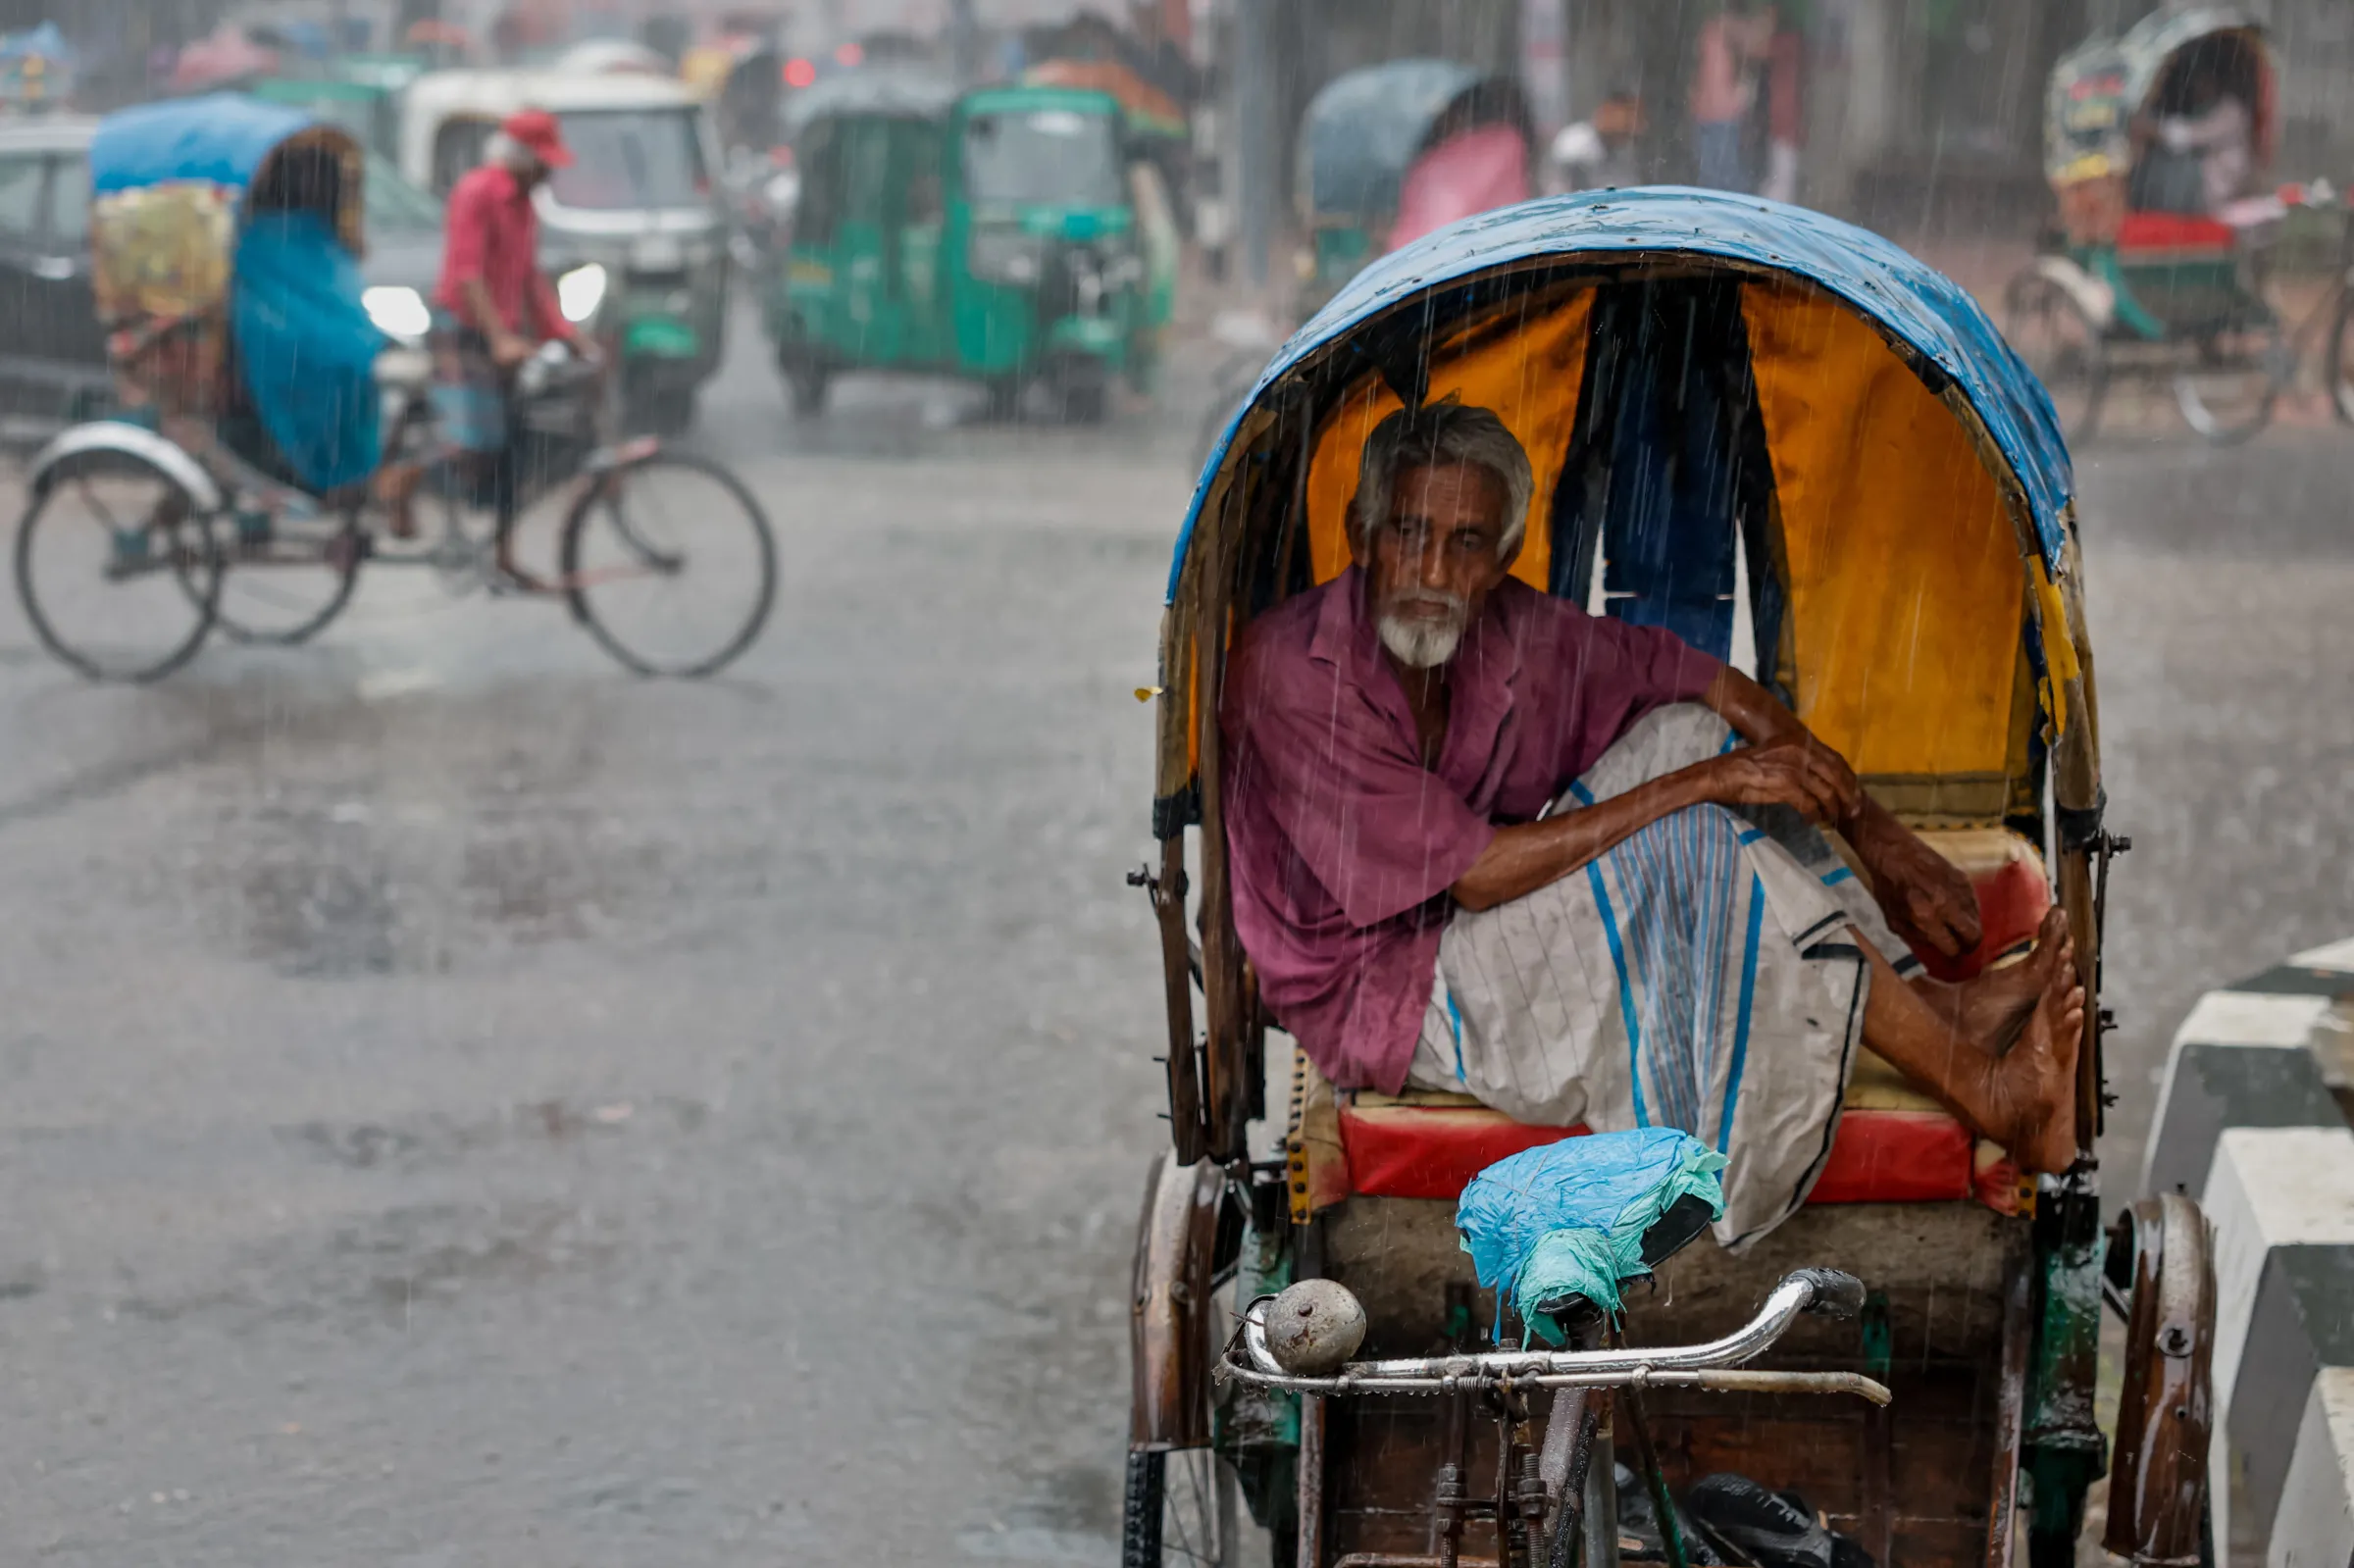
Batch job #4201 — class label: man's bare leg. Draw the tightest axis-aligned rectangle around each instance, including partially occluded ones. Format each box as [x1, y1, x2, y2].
[1855, 907, 2084, 1173]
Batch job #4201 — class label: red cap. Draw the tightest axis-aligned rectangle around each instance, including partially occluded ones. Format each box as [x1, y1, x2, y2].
[501, 109, 574, 169]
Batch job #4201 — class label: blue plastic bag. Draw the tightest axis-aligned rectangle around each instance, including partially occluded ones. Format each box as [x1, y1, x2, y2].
[231, 211, 384, 493]
[1456, 1128, 1727, 1343]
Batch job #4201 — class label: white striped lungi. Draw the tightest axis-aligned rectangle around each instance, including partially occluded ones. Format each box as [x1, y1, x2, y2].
[1408, 704, 1919, 1245]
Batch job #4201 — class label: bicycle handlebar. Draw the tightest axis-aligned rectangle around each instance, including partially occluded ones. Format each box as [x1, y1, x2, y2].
[1218, 1269, 1885, 1404]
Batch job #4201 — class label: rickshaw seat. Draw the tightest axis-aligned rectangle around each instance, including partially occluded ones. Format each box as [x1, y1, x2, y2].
[2116, 210, 2238, 255]
[1291, 829, 2047, 1217]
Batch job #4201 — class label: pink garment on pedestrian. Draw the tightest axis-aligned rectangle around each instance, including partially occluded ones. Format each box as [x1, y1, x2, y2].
[1690, 17, 1751, 126]
[1387, 125, 1531, 253]
[1219, 567, 1723, 1093]
[1767, 30, 1806, 146]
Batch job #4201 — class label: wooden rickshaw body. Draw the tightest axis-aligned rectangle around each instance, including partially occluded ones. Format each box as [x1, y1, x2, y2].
[1129, 189, 2173, 1568]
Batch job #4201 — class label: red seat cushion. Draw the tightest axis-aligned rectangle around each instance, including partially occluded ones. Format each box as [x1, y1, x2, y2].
[2116, 211, 2236, 253]
[1912, 840, 2052, 983]
[1337, 1100, 1982, 1207]
[1317, 833, 2048, 1212]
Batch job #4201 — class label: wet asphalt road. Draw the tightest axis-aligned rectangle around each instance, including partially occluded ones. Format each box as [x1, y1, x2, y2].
[0, 317, 2347, 1564]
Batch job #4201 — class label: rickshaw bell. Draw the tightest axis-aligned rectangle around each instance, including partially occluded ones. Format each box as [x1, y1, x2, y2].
[1225, 399, 2083, 1245]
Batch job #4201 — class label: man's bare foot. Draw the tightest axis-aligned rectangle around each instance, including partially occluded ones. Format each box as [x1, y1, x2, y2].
[1928, 907, 2076, 1057]
[1978, 950, 2085, 1174]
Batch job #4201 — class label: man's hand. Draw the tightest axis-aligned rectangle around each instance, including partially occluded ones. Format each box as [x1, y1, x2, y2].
[1848, 812, 1983, 959]
[1693, 738, 1862, 826]
[488, 329, 536, 371]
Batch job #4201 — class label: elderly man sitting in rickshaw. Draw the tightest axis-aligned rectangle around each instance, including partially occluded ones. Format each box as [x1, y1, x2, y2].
[1223, 401, 2083, 1241]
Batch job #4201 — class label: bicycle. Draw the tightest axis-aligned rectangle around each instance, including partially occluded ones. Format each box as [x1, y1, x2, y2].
[15, 341, 778, 683]
[2005, 180, 2354, 447]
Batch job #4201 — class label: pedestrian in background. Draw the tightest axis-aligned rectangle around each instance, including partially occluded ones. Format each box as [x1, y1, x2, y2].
[1691, 0, 1773, 193]
[1760, 13, 1807, 203]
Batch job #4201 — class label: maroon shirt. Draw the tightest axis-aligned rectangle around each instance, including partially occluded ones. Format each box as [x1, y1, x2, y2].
[1221, 567, 1723, 1092]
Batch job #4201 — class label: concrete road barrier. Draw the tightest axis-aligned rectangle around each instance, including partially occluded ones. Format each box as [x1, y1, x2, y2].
[2142, 938, 2354, 1568]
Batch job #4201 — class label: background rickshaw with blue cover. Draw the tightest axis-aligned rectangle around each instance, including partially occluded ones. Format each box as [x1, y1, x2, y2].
[1122, 189, 2215, 1568]
[13, 93, 776, 684]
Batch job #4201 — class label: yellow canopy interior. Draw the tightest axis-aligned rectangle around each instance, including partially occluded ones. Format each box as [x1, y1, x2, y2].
[1741, 281, 2027, 797]
[1302, 289, 1593, 591]
[1275, 278, 2033, 816]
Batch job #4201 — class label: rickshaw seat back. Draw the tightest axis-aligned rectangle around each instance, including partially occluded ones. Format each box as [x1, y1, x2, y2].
[1286, 826, 2046, 1219]
[2115, 210, 2238, 256]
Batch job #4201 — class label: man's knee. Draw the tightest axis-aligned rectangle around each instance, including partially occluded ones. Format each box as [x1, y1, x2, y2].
[1632, 702, 1739, 767]
[1622, 799, 1748, 856]
[1573, 704, 1740, 807]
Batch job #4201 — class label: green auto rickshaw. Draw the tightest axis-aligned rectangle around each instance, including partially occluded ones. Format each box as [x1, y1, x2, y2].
[766, 76, 1177, 422]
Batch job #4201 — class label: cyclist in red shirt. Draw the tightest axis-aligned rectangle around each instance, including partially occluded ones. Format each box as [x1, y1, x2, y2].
[435, 109, 585, 375]
[382, 111, 593, 571]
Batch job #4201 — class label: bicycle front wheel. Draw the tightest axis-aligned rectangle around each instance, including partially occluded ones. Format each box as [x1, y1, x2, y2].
[558, 450, 776, 678]
[16, 448, 221, 682]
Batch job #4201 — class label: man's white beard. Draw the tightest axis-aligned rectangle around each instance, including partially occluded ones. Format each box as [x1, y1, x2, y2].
[1377, 594, 1468, 669]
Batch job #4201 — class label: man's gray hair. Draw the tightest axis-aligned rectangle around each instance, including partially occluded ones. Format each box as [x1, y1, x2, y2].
[484, 130, 540, 176]
[1351, 400, 1535, 561]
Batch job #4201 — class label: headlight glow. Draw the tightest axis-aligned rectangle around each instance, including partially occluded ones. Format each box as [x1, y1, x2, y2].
[362, 285, 431, 343]
[968, 228, 1046, 285]
[558, 263, 609, 325]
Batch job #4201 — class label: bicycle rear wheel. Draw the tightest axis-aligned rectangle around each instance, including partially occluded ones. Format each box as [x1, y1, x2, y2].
[205, 503, 363, 645]
[15, 448, 221, 682]
[558, 450, 776, 678]
[2175, 317, 2286, 445]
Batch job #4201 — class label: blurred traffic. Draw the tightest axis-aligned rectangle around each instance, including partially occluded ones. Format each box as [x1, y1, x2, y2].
[0, 2, 2348, 1564]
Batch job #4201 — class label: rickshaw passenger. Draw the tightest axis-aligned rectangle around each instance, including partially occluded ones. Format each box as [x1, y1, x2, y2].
[223, 144, 384, 496]
[1221, 402, 2083, 1241]
[2133, 49, 2253, 215]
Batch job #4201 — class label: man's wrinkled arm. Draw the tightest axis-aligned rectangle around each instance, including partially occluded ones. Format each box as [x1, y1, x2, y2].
[1450, 772, 1711, 912]
[1696, 667, 1983, 958]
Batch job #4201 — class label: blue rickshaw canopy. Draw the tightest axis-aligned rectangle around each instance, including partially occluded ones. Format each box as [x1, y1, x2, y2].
[92, 92, 340, 196]
[1176, 186, 2076, 598]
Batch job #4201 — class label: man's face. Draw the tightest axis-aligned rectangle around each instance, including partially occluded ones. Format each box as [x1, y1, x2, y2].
[1354, 463, 1513, 670]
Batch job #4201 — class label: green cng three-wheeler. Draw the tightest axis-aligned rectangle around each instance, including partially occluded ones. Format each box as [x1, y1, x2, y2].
[764, 76, 1176, 422]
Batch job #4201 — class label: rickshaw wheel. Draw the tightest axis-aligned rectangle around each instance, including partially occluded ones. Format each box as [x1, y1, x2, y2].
[983, 376, 1025, 423]
[2174, 320, 2285, 446]
[558, 449, 777, 678]
[199, 502, 363, 647]
[1122, 1446, 1247, 1568]
[2325, 286, 2354, 424]
[15, 448, 222, 683]
[1051, 363, 1110, 426]
[780, 354, 830, 419]
[2103, 1193, 2218, 1564]
[2003, 271, 2109, 445]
